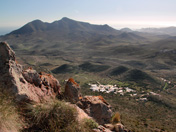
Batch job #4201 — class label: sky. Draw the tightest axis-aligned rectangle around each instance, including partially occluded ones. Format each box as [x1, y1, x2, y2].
[0, 0, 176, 35]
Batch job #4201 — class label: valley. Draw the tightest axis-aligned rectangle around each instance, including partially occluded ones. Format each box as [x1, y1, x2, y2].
[0, 17, 176, 131]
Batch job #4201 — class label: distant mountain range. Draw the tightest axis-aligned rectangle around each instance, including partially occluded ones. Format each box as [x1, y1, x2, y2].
[138, 27, 176, 36]
[8, 17, 120, 36]
[0, 17, 153, 55]
[1, 17, 176, 93]
[1, 17, 176, 57]
[1, 18, 176, 132]
[120, 28, 133, 32]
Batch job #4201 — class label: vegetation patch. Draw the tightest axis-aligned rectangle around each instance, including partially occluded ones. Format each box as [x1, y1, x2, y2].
[79, 62, 110, 72]
[123, 61, 146, 68]
[0, 89, 23, 132]
[82, 118, 98, 129]
[151, 62, 170, 70]
[110, 66, 128, 76]
[125, 69, 154, 82]
[25, 99, 77, 131]
[52, 64, 78, 74]
[39, 63, 53, 66]
[24, 99, 95, 132]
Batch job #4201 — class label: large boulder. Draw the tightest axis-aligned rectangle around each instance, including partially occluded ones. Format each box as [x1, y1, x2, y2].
[0, 42, 60, 102]
[64, 78, 81, 103]
[77, 95, 112, 125]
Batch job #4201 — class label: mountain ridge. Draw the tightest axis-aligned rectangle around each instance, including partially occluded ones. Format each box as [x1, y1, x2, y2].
[8, 17, 120, 36]
[139, 26, 176, 36]
[0, 17, 150, 55]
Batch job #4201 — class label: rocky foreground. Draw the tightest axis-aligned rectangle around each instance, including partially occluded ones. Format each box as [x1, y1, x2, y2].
[0, 42, 129, 132]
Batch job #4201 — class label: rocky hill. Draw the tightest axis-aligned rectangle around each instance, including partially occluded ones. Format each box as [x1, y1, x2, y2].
[0, 17, 176, 131]
[0, 42, 127, 132]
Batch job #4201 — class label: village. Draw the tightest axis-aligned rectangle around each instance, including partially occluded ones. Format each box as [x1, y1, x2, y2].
[88, 82, 161, 102]
[88, 83, 137, 96]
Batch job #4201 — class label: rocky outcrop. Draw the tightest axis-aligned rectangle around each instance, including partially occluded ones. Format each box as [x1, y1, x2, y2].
[39, 72, 60, 94]
[0, 42, 60, 102]
[94, 123, 126, 132]
[68, 103, 92, 122]
[0, 42, 128, 132]
[64, 78, 112, 125]
[104, 123, 124, 132]
[93, 125, 112, 132]
[64, 78, 81, 103]
[22, 68, 42, 87]
[77, 95, 112, 125]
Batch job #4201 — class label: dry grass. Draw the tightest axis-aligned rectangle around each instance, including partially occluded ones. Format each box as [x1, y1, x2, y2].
[25, 99, 96, 132]
[0, 89, 23, 132]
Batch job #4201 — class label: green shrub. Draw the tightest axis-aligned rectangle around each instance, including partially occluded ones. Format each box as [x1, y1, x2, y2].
[110, 66, 128, 76]
[26, 99, 97, 132]
[82, 118, 98, 129]
[26, 99, 78, 131]
[126, 69, 153, 81]
[52, 64, 78, 74]
[79, 62, 110, 72]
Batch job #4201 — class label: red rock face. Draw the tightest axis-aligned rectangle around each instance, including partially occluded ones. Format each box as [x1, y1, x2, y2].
[64, 78, 81, 103]
[77, 96, 112, 125]
[39, 72, 61, 94]
[96, 95, 109, 105]
[0, 42, 60, 103]
[67, 78, 79, 86]
[22, 68, 42, 87]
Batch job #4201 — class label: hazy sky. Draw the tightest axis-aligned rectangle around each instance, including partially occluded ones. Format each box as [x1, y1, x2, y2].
[1, 0, 176, 35]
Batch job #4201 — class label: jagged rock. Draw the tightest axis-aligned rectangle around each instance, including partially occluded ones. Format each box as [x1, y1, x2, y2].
[66, 103, 92, 122]
[64, 78, 81, 103]
[104, 124, 114, 131]
[93, 125, 112, 132]
[104, 123, 124, 132]
[39, 72, 60, 94]
[114, 123, 124, 132]
[0, 42, 60, 102]
[22, 68, 42, 87]
[77, 95, 112, 125]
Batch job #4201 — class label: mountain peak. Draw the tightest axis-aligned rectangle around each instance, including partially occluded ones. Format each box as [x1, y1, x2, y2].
[61, 17, 75, 22]
[7, 17, 119, 36]
[9, 19, 47, 35]
[61, 17, 70, 20]
[120, 28, 133, 32]
[31, 19, 43, 23]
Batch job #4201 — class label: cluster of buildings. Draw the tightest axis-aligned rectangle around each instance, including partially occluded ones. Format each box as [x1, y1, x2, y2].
[88, 83, 136, 96]
[88, 83, 161, 102]
[161, 77, 171, 84]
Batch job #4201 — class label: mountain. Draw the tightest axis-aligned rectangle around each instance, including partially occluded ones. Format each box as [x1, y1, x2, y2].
[10, 20, 49, 35]
[120, 27, 133, 32]
[116, 32, 146, 41]
[0, 17, 150, 57]
[139, 26, 176, 36]
[1, 18, 176, 132]
[8, 17, 120, 36]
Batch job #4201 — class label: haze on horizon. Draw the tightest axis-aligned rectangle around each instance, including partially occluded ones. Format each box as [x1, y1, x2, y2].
[0, 0, 176, 35]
